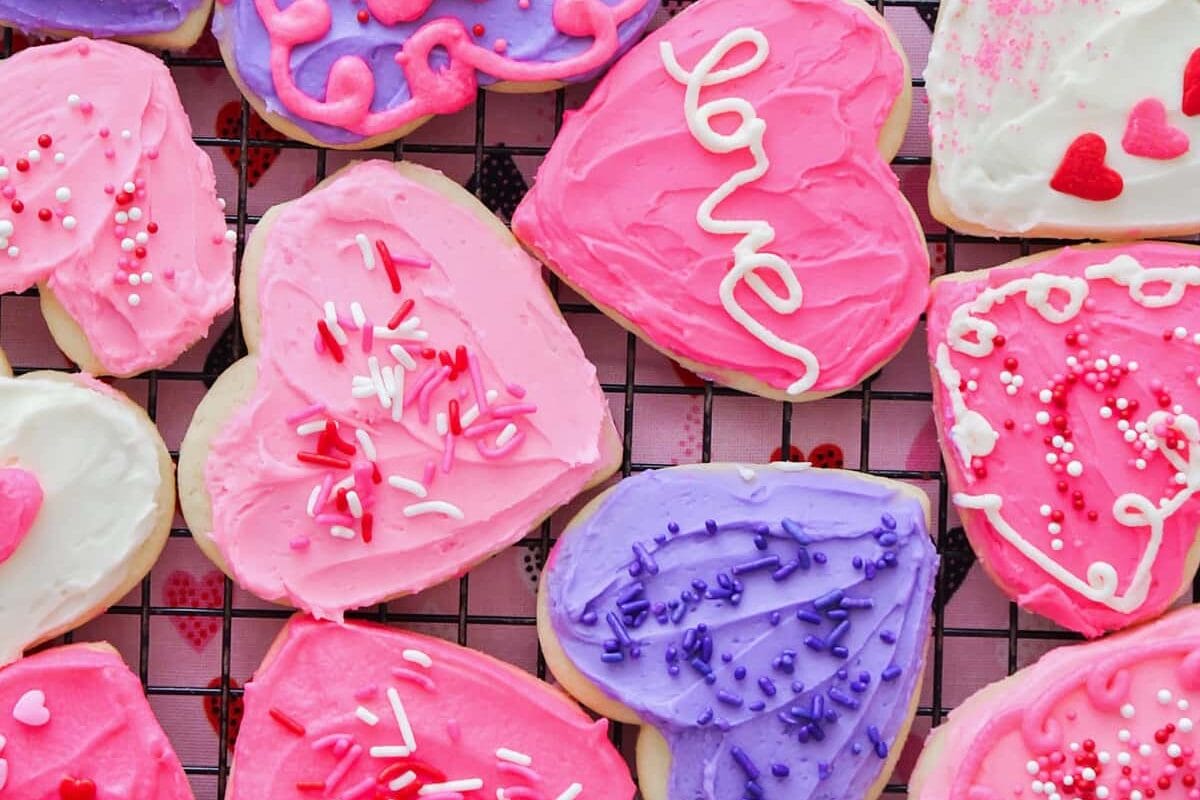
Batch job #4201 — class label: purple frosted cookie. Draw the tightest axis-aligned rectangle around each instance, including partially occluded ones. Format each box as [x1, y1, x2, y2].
[0, 0, 212, 48]
[212, 0, 660, 148]
[538, 463, 939, 800]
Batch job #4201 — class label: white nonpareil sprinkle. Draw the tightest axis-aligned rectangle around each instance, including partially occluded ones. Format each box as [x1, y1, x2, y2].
[355, 233, 376, 270]
[1138, 744, 1152, 757]
[403, 501, 464, 520]
[54, 186, 70, 202]
[1036, 411, 1050, 425]
[1180, 717, 1194, 732]
[1120, 704, 1135, 719]
[330, 526, 356, 540]
[387, 476, 428, 498]
[62, 216, 76, 230]
[419, 780, 484, 795]
[128, 293, 140, 307]
[497, 748, 533, 766]
[355, 706, 379, 726]
[1160, 689, 1175, 705]
[1026, 761, 1039, 775]
[402, 649, 433, 669]
[387, 687, 418, 752]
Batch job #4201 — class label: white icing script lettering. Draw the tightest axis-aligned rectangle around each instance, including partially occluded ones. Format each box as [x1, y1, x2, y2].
[660, 29, 818, 396]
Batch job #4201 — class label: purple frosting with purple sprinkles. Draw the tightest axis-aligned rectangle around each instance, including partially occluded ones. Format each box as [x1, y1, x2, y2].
[544, 465, 939, 800]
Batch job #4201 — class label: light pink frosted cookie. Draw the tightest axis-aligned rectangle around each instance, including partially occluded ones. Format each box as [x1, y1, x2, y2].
[179, 160, 620, 619]
[0, 642, 193, 799]
[0, 38, 234, 377]
[513, 0, 929, 401]
[227, 615, 634, 799]
[911, 604, 1200, 800]
[926, 0, 1200, 238]
[929, 242, 1200, 637]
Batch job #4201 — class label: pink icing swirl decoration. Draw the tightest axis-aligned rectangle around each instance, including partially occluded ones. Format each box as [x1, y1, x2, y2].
[251, 0, 652, 139]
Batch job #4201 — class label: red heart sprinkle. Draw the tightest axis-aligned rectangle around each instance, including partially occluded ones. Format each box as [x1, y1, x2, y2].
[59, 777, 96, 800]
[1050, 133, 1124, 202]
[1184, 47, 1200, 117]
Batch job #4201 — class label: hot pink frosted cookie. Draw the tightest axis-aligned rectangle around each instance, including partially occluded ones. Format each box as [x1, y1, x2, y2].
[227, 615, 635, 799]
[0, 38, 234, 377]
[929, 243, 1200, 637]
[926, 0, 1200, 238]
[512, 0, 929, 401]
[911, 604, 1200, 800]
[0, 642, 193, 798]
[179, 160, 620, 619]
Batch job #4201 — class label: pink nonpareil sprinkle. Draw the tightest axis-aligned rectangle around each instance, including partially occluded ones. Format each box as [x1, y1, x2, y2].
[506, 382, 527, 399]
[353, 684, 377, 701]
[441, 431, 456, 474]
[423, 459, 436, 487]
[289, 536, 310, 551]
[361, 320, 374, 353]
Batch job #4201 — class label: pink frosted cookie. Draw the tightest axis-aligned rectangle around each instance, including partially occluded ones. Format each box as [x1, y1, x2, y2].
[926, 0, 1200, 238]
[929, 242, 1200, 637]
[227, 615, 634, 799]
[911, 604, 1200, 800]
[0, 38, 234, 377]
[0, 642, 193, 798]
[513, 0, 929, 401]
[213, 0, 659, 148]
[178, 159, 620, 619]
[0, 346, 175, 666]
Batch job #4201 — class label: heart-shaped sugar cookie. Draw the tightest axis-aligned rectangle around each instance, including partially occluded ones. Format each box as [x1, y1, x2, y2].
[0, 643, 192, 799]
[0, 38, 233, 377]
[226, 615, 634, 798]
[539, 464, 939, 800]
[911, 605, 1200, 800]
[179, 160, 620, 619]
[0, 348, 174, 665]
[929, 242, 1200, 637]
[513, 0, 929, 401]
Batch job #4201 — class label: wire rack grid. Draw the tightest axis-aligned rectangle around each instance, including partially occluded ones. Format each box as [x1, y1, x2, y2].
[0, 2, 1127, 797]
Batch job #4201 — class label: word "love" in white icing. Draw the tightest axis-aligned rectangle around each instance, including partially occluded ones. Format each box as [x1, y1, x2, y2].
[660, 28, 818, 396]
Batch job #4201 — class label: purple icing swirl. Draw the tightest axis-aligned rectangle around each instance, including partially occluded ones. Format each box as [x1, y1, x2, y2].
[213, 0, 660, 145]
[544, 465, 938, 799]
[0, 0, 204, 37]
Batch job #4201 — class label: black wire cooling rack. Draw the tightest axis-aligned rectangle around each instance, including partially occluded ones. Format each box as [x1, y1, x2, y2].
[0, 3, 1152, 797]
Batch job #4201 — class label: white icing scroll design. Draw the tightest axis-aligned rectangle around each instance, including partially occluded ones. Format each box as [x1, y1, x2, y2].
[1086, 254, 1200, 309]
[660, 29, 819, 396]
[938, 260, 1200, 613]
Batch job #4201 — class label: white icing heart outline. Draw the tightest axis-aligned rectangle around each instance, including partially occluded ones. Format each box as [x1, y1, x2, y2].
[936, 255, 1200, 613]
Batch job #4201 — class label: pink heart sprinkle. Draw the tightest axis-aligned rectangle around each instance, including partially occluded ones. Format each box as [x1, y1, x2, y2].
[1122, 98, 1191, 160]
[12, 689, 49, 727]
[0, 467, 42, 565]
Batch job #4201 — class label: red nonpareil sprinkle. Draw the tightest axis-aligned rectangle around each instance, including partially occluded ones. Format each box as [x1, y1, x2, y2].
[388, 298, 415, 329]
[297, 452, 351, 469]
[473, 23, 485, 36]
[375, 240, 402, 293]
[37, 134, 51, 149]
[371, 462, 382, 484]
[37, 208, 51, 221]
[362, 513, 373, 543]
[115, 191, 133, 206]
[455, 345, 468, 373]
[146, 221, 158, 234]
[269, 707, 306, 735]
[356, 8, 369, 22]
[449, 399, 462, 436]
[15, 158, 28, 172]
[335, 488, 349, 512]
[10, 200, 22, 213]
[420, 347, 436, 360]
[316, 320, 344, 362]
[134, 245, 147, 259]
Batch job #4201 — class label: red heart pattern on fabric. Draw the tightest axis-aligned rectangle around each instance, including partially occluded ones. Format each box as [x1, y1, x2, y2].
[203, 677, 244, 752]
[162, 570, 223, 652]
[1122, 99, 1190, 160]
[1050, 133, 1125, 202]
[215, 101, 283, 188]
